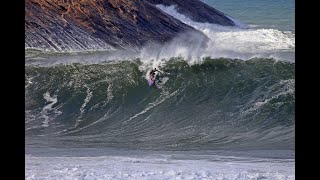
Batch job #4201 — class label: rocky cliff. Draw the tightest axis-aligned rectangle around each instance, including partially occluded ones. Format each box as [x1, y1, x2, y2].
[25, 0, 235, 52]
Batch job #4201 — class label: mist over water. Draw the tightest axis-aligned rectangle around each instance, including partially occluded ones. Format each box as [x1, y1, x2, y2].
[155, 5, 295, 62]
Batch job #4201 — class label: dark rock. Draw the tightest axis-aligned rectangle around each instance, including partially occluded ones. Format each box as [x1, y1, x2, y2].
[25, 0, 234, 52]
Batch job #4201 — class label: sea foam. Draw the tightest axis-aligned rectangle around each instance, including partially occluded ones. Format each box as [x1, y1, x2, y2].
[26, 151, 294, 180]
[148, 4, 295, 63]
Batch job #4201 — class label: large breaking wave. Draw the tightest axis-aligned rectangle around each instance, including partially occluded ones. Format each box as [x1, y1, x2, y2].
[25, 57, 294, 150]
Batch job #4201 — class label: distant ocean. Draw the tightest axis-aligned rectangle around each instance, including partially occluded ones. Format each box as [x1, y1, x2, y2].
[201, 0, 295, 32]
[26, 1, 295, 179]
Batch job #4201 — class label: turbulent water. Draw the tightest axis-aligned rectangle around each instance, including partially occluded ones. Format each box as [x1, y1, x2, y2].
[155, 5, 295, 62]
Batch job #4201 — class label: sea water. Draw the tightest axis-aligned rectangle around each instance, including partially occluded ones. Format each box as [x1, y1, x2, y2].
[201, 0, 295, 32]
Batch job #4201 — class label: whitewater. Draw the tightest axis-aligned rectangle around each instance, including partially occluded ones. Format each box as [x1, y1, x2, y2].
[26, 148, 294, 180]
[25, 3, 295, 180]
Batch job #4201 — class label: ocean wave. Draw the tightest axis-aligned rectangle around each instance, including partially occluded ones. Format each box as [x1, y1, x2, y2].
[25, 57, 294, 150]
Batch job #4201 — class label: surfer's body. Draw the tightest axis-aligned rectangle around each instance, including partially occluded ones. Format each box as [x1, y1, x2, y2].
[148, 68, 160, 87]
[149, 68, 158, 80]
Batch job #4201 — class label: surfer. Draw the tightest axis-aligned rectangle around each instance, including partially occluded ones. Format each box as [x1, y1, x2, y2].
[147, 68, 161, 88]
[148, 67, 167, 87]
[149, 68, 158, 81]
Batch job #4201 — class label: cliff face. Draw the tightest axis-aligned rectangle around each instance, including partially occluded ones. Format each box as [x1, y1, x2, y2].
[25, 0, 233, 52]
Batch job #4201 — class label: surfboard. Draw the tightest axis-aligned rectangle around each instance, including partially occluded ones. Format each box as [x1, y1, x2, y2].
[148, 79, 155, 86]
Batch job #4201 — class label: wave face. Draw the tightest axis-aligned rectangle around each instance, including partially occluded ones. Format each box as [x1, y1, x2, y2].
[25, 57, 295, 150]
